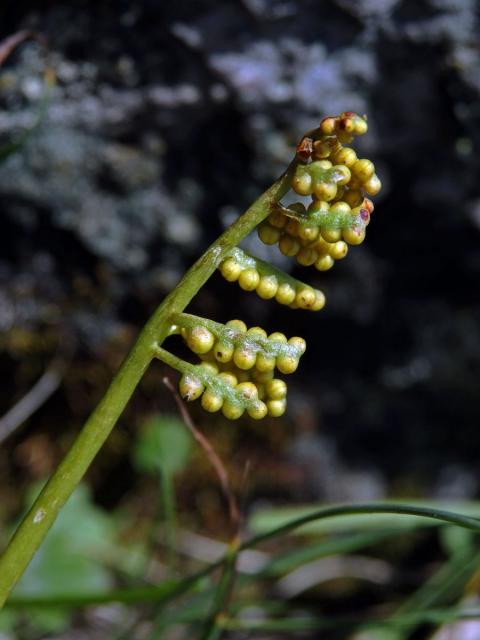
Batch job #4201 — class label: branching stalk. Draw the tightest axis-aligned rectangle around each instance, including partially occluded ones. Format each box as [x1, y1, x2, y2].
[0, 161, 297, 608]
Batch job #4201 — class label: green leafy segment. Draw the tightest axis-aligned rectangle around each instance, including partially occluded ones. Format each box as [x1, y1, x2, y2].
[258, 112, 380, 276]
[153, 346, 277, 419]
[155, 314, 305, 419]
[174, 312, 306, 364]
[219, 247, 325, 311]
[279, 201, 368, 231]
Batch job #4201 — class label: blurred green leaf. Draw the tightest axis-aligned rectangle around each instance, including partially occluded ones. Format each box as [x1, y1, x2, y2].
[0, 608, 16, 631]
[249, 500, 480, 537]
[7, 574, 211, 610]
[24, 608, 68, 635]
[440, 525, 475, 557]
[133, 415, 192, 477]
[13, 484, 114, 598]
[7, 484, 115, 635]
[149, 589, 215, 638]
[260, 529, 402, 577]
[391, 547, 480, 639]
[223, 608, 480, 635]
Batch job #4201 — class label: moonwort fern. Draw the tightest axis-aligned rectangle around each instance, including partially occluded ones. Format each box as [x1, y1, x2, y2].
[0, 111, 381, 607]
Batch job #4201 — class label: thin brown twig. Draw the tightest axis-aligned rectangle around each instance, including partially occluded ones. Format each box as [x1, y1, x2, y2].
[162, 375, 244, 640]
[0, 31, 47, 68]
[162, 376, 240, 533]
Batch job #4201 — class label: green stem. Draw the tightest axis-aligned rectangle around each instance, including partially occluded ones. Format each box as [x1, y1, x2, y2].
[153, 346, 198, 376]
[6, 502, 480, 610]
[160, 471, 177, 575]
[242, 503, 480, 549]
[200, 538, 240, 640]
[0, 162, 297, 609]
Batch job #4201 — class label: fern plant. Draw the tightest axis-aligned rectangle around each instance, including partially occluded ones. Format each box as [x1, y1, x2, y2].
[0, 111, 381, 607]
[156, 112, 379, 421]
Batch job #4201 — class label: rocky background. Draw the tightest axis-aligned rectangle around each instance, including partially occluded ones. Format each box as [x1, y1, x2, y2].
[0, 0, 480, 521]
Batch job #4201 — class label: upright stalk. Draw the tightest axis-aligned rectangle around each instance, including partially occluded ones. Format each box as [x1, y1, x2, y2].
[160, 470, 177, 574]
[200, 537, 241, 640]
[0, 162, 297, 608]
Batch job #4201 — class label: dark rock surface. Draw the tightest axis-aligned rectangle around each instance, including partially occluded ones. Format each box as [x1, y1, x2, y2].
[0, 0, 479, 499]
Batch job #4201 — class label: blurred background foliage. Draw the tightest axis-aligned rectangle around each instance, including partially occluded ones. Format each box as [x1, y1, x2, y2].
[0, 0, 480, 638]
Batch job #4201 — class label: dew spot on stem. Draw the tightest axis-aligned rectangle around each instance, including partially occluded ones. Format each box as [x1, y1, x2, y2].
[33, 508, 46, 524]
